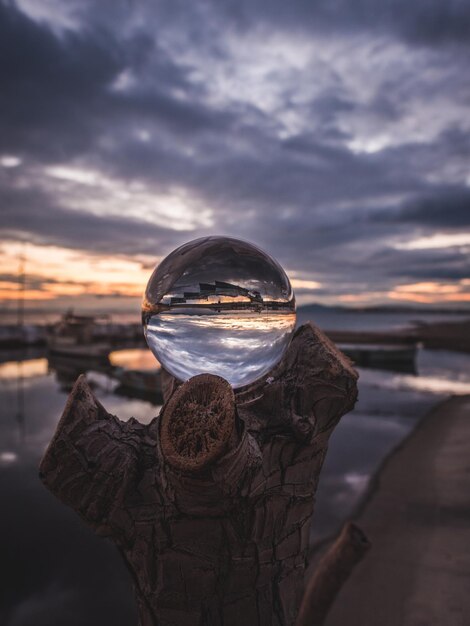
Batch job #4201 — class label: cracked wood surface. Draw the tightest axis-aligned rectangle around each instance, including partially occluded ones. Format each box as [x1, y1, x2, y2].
[296, 522, 370, 626]
[39, 322, 358, 626]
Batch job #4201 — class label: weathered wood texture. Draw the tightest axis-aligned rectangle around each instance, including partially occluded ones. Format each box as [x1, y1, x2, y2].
[39, 322, 358, 626]
[296, 522, 370, 626]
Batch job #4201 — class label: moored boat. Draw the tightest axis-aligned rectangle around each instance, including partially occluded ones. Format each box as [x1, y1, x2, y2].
[112, 367, 163, 404]
[47, 312, 111, 359]
[339, 342, 417, 373]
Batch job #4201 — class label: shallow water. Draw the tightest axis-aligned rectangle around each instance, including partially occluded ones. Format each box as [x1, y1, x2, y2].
[1, 341, 470, 624]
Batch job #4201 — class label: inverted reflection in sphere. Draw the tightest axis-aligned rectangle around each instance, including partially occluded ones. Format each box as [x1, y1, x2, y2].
[142, 236, 296, 388]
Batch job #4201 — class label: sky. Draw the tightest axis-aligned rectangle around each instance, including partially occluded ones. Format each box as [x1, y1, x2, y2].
[1, 0, 469, 313]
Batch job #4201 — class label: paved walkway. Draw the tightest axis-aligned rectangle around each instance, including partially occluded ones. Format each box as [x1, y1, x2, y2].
[325, 395, 470, 626]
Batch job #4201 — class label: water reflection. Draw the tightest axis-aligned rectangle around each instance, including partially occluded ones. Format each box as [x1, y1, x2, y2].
[0, 451, 18, 464]
[0, 352, 154, 626]
[359, 354, 470, 395]
[312, 409, 420, 543]
[0, 358, 48, 379]
[1, 343, 469, 623]
[47, 353, 96, 392]
[312, 346, 470, 544]
[109, 349, 158, 370]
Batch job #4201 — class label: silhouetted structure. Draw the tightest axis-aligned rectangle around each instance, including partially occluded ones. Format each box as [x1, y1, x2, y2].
[170, 280, 263, 306]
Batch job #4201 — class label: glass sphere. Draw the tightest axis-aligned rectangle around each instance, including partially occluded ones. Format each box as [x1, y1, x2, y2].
[142, 236, 296, 388]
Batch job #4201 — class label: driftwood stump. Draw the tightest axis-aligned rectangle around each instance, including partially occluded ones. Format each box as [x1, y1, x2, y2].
[296, 522, 370, 626]
[40, 322, 358, 625]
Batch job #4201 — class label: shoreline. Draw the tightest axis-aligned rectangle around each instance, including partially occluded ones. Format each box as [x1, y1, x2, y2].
[326, 318, 470, 353]
[307, 396, 449, 565]
[2, 316, 470, 354]
[310, 393, 470, 626]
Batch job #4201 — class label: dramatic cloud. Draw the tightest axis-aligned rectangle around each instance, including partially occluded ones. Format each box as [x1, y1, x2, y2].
[1, 0, 469, 307]
[393, 189, 470, 228]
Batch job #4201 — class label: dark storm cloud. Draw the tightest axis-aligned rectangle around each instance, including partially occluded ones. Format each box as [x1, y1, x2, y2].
[0, 184, 183, 255]
[0, 0, 469, 301]
[210, 0, 470, 47]
[0, 1, 123, 159]
[394, 189, 470, 228]
[0, 1, 232, 162]
[367, 246, 470, 283]
[69, 0, 470, 48]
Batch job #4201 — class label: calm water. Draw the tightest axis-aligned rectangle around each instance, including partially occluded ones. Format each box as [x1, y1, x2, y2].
[1, 307, 468, 330]
[1, 323, 470, 624]
[312, 348, 470, 542]
[296, 308, 470, 331]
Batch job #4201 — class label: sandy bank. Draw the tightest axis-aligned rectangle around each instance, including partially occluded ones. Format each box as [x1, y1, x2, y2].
[322, 394, 470, 626]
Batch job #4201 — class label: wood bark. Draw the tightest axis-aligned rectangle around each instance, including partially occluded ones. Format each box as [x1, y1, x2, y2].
[39, 322, 359, 625]
[296, 522, 370, 626]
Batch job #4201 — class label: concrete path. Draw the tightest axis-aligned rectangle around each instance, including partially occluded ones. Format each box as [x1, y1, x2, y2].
[324, 395, 470, 626]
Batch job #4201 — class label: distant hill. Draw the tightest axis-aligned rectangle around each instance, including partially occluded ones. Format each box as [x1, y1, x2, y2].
[298, 303, 470, 315]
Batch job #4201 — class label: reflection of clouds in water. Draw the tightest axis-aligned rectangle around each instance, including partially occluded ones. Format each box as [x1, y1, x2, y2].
[395, 376, 470, 395]
[0, 469, 136, 626]
[311, 410, 414, 542]
[145, 311, 295, 387]
[101, 396, 160, 425]
[0, 359, 48, 380]
[157, 312, 295, 332]
[109, 349, 159, 371]
[1, 342, 468, 621]
[343, 472, 370, 493]
[417, 349, 470, 383]
[359, 367, 470, 395]
[329, 473, 370, 510]
[0, 367, 143, 626]
[0, 451, 18, 464]
[6, 583, 77, 626]
[4, 577, 134, 626]
[219, 336, 266, 350]
[0, 366, 160, 462]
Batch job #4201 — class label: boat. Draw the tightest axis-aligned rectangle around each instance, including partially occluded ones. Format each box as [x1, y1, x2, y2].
[47, 312, 111, 359]
[112, 367, 163, 404]
[339, 343, 417, 373]
[0, 324, 48, 348]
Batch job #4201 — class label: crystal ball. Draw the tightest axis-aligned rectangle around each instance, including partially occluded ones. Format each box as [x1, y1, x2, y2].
[142, 236, 296, 388]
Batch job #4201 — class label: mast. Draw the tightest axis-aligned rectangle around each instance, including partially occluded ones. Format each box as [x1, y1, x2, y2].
[17, 245, 26, 443]
[17, 246, 26, 334]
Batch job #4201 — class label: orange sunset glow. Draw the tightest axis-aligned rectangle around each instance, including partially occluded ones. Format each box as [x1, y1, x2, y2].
[2, 239, 469, 312]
